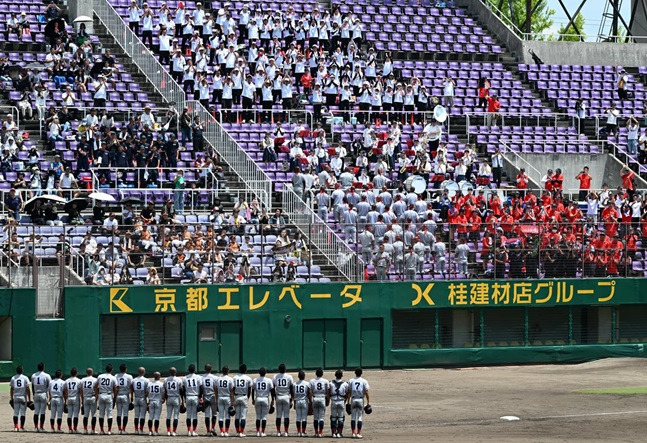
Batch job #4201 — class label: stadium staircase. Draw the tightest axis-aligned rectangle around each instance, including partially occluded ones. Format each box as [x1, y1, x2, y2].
[96, 21, 350, 282]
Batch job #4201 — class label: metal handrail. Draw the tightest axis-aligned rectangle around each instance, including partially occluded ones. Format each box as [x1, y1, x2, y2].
[215, 108, 315, 129]
[93, 0, 186, 109]
[282, 185, 363, 282]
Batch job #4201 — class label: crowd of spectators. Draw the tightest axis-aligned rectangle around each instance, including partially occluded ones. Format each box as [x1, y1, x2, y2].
[126, 1, 492, 125]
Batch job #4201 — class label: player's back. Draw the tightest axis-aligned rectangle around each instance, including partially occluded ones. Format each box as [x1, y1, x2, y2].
[310, 377, 329, 398]
[65, 377, 81, 399]
[116, 372, 133, 396]
[253, 376, 273, 399]
[293, 379, 309, 401]
[10, 374, 30, 397]
[31, 371, 51, 394]
[81, 376, 97, 398]
[328, 379, 348, 400]
[273, 373, 293, 396]
[96, 373, 117, 395]
[132, 376, 149, 399]
[164, 375, 182, 398]
[201, 373, 217, 398]
[217, 375, 234, 398]
[184, 373, 202, 396]
[49, 378, 65, 398]
[233, 374, 252, 396]
[348, 377, 369, 398]
[147, 380, 164, 402]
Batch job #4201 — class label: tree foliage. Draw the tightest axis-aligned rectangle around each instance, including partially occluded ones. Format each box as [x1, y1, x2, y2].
[556, 13, 585, 41]
[485, 0, 555, 39]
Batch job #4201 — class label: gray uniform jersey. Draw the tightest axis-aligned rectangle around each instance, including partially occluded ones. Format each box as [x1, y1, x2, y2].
[233, 374, 252, 397]
[183, 373, 202, 396]
[132, 376, 149, 399]
[216, 375, 234, 398]
[309, 377, 329, 399]
[81, 376, 97, 399]
[31, 371, 52, 395]
[272, 373, 294, 397]
[164, 376, 182, 398]
[253, 376, 273, 399]
[147, 380, 164, 402]
[96, 373, 117, 395]
[64, 377, 81, 400]
[201, 373, 217, 398]
[116, 372, 133, 396]
[293, 380, 309, 402]
[49, 379, 65, 399]
[10, 374, 30, 398]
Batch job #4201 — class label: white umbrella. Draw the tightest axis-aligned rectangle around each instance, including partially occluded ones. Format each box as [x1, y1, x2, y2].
[24, 194, 67, 211]
[88, 192, 117, 203]
[73, 16, 93, 23]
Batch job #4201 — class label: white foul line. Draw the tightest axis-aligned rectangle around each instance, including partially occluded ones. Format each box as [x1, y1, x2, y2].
[534, 410, 647, 420]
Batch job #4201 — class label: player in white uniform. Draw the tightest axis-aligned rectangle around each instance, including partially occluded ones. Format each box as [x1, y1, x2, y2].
[131, 367, 149, 435]
[80, 368, 98, 434]
[164, 366, 183, 436]
[48, 370, 65, 432]
[95, 364, 118, 435]
[216, 365, 234, 436]
[31, 362, 51, 432]
[272, 363, 294, 437]
[115, 364, 134, 434]
[348, 368, 371, 439]
[10, 365, 31, 432]
[328, 369, 349, 438]
[183, 364, 202, 436]
[252, 367, 274, 437]
[64, 368, 81, 433]
[233, 363, 253, 437]
[201, 364, 218, 436]
[147, 372, 164, 435]
[293, 370, 310, 437]
[309, 368, 330, 437]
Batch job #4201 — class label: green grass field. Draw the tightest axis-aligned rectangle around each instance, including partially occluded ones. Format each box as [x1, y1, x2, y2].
[575, 386, 647, 395]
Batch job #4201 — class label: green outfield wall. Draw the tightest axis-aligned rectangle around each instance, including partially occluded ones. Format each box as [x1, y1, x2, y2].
[1, 278, 647, 378]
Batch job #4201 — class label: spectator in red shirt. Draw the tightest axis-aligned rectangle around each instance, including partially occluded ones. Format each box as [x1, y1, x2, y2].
[551, 168, 564, 193]
[621, 166, 635, 200]
[486, 94, 500, 127]
[575, 166, 592, 201]
[515, 168, 528, 197]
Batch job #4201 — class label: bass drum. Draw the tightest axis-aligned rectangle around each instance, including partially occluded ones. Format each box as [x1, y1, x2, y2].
[458, 180, 474, 196]
[404, 175, 427, 194]
[440, 180, 459, 198]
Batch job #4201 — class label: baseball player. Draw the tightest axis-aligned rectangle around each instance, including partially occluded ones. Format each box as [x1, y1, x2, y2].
[293, 370, 310, 437]
[48, 370, 65, 432]
[216, 365, 234, 437]
[147, 372, 164, 435]
[233, 363, 253, 437]
[328, 369, 348, 438]
[164, 367, 183, 436]
[115, 364, 133, 434]
[348, 368, 371, 439]
[80, 368, 98, 434]
[201, 364, 218, 436]
[183, 364, 202, 436]
[252, 367, 274, 437]
[131, 367, 149, 435]
[31, 362, 51, 432]
[95, 364, 118, 435]
[272, 363, 294, 437]
[10, 365, 31, 432]
[310, 368, 330, 437]
[64, 368, 81, 433]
